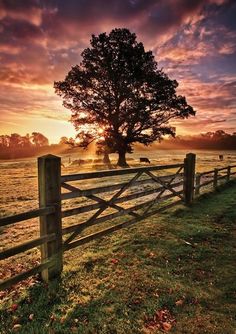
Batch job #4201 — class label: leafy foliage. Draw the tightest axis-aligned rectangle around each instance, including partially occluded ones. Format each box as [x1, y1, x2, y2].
[162, 130, 236, 150]
[0, 133, 49, 149]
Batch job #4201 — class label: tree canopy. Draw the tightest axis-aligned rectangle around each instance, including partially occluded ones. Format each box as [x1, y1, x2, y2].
[55, 28, 195, 166]
[0, 132, 49, 148]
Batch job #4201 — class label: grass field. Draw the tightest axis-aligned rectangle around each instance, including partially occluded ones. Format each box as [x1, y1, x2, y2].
[1, 150, 235, 290]
[0, 180, 236, 333]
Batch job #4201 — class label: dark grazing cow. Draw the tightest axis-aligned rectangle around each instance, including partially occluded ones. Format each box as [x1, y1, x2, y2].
[219, 155, 224, 161]
[140, 157, 151, 163]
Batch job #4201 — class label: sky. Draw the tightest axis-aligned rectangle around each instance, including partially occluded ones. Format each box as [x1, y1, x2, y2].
[0, 0, 236, 143]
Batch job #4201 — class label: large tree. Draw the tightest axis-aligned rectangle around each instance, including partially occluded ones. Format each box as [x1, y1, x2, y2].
[55, 28, 195, 167]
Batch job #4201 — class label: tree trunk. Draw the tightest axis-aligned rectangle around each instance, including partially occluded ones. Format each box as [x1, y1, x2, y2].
[103, 152, 111, 164]
[117, 151, 129, 168]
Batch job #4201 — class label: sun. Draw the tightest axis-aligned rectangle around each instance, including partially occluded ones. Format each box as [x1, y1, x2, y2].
[97, 127, 104, 135]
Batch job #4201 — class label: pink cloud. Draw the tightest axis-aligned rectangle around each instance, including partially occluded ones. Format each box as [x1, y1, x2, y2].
[0, 0, 43, 26]
[0, 0, 235, 139]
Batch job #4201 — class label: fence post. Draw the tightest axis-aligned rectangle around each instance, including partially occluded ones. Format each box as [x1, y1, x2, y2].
[38, 154, 62, 282]
[213, 168, 218, 189]
[227, 166, 231, 182]
[195, 173, 201, 196]
[183, 153, 196, 205]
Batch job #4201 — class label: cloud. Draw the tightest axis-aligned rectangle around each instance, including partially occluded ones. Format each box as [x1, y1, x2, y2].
[0, 0, 44, 26]
[0, 0, 236, 140]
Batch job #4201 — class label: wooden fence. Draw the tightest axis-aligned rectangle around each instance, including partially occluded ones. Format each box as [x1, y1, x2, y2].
[0, 153, 235, 290]
[195, 164, 236, 195]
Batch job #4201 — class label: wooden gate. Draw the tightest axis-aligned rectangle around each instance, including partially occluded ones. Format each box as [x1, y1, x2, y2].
[60, 162, 186, 251]
[0, 153, 196, 289]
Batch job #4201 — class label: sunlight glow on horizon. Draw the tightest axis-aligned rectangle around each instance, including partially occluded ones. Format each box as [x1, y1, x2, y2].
[0, 0, 236, 141]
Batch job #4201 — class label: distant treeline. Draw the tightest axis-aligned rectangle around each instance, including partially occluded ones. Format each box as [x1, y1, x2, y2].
[0, 133, 71, 159]
[1, 130, 236, 160]
[159, 130, 236, 150]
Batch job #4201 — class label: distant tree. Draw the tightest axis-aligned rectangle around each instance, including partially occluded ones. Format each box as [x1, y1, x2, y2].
[161, 130, 236, 150]
[0, 134, 30, 148]
[0, 135, 10, 147]
[55, 28, 195, 167]
[201, 132, 214, 139]
[21, 133, 32, 148]
[9, 133, 23, 147]
[95, 140, 112, 165]
[212, 130, 227, 139]
[59, 136, 69, 145]
[31, 132, 49, 147]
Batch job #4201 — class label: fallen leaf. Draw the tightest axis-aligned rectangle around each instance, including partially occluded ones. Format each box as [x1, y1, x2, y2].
[162, 322, 172, 331]
[11, 304, 18, 312]
[49, 314, 56, 323]
[149, 252, 155, 258]
[12, 324, 21, 331]
[156, 310, 165, 322]
[60, 316, 66, 324]
[111, 258, 119, 264]
[175, 299, 184, 306]
[29, 313, 34, 321]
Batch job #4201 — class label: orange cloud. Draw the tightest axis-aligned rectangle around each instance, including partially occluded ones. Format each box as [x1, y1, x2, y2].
[0, 0, 236, 142]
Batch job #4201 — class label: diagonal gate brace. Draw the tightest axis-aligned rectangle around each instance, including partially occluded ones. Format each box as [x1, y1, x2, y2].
[63, 171, 143, 245]
[143, 166, 183, 214]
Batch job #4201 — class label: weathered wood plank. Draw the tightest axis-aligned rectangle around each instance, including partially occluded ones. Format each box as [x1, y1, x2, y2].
[0, 233, 56, 261]
[62, 202, 101, 217]
[38, 155, 62, 282]
[183, 153, 196, 205]
[61, 163, 184, 182]
[143, 167, 183, 214]
[217, 174, 228, 181]
[213, 168, 218, 189]
[195, 173, 201, 195]
[61, 181, 184, 218]
[199, 179, 214, 188]
[64, 204, 108, 245]
[0, 260, 53, 291]
[217, 166, 230, 172]
[199, 173, 232, 190]
[62, 190, 183, 236]
[63, 171, 146, 245]
[64, 199, 182, 251]
[146, 170, 184, 201]
[199, 170, 214, 176]
[0, 206, 55, 228]
[227, 166, 231, 182]
[61, 174, 182, 200]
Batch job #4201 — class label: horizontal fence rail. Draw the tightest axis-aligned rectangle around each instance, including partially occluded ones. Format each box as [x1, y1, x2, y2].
[1, 153, 236, 291]
[61, 173, 183, 200]
[64, 199, 183, 252]
[62, 190, 184, 237]
[0, 206, 55, 227]
[0, 260, 53, 291]
[0, 233, 56, 261]
[61, 181, 184, 218]
[0, 206, 57, 290]
[61, 163, 184, 182]
[195, 164, 236, 195]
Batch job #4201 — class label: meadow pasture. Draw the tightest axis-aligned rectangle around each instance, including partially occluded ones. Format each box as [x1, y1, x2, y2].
[0, 151, 236, 333]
